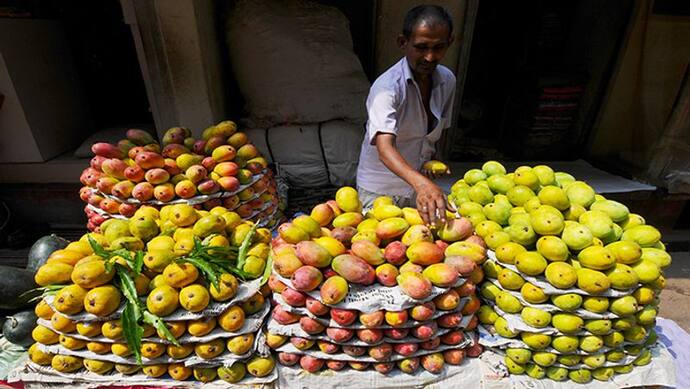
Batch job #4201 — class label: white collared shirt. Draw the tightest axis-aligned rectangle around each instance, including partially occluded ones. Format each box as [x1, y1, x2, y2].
[357, 57, 456, 196]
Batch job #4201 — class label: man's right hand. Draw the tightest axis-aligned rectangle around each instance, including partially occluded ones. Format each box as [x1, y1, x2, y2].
[412, 176, 448, 225]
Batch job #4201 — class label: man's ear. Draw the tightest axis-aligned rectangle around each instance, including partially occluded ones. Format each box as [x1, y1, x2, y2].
[397, 34, 407, 50]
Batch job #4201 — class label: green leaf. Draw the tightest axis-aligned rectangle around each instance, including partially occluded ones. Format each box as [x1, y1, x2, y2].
[87, 236, 110, 259]
[260, 252, 273, 286]
[236, 221, 259, 270]
[133, 251, 144, 275]
[180, 256, 220, 291]
[142, 311, 181, 347]
[116, 264, 141, 313]
[121, 303, 143, 365]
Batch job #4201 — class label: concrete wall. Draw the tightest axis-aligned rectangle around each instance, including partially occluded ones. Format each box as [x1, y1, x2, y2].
[375, 1, 467, 76]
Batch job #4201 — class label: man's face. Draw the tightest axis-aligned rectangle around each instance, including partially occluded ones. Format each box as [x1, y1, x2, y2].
[399, 22, 453, 78]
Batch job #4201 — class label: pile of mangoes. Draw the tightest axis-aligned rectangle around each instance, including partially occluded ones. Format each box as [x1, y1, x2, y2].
[28, 204, 276, 384]
[449, 161, 668, 383]
[79, 122, 282, 232]
[265, 187, 484, 375]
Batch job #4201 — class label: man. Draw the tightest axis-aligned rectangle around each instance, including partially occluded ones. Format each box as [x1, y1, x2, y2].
[357, 5, 456, 225]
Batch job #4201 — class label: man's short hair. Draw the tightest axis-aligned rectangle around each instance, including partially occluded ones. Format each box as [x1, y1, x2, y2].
[402, 5, 453, 39]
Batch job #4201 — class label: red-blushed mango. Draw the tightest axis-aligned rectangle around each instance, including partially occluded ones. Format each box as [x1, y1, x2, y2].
[433, 289, 460, 310]
[384, 327, 409, 340]
[420, 337, 441, 350]
[272, 252, 303, 278]
[375, 263, 399, 287]
[412, 322, 438, 340]
[421, 352, 445, 373]
[394, 343, 418, 357]
[305, 297, 330, 316]
[444, 255, 477, 277]
[445, 241, 487, 264]
[422, 263, 459, 287]
[396, 271, 433, 299]
[290, 266, 323, 292]
[383, 241, 407, 265]
[357, 328, 384, 344]
[295, 241, 332, 268]
[330, 308, 357, 326]
[292, 215, 322, 238]
[335, 186, 361, 213]
[410, 302, 436, 321]
[289, 337, 314, 351]
[369, 343, 393, 361]
[437, 217, 474, 242]
[271, 305, 300, 325]
[356, 218, 379, 233]
[278, 223, 310, 244]
[359, 311, 385, 327]
[320, 275, 349, 305]
[399, 261, 423, 273]
[332, 212, 364, 229]
[281, 288, 307, 307]
[299, 317, 325, 335]
[351, 240, 385, 266]
[330, 226, 357, 245]
[376, 217, 410, 240]
[401, 224, 434, 246]
[331, 254, 375, 285]
[407, 241, 444, 265]
[384, 310, 409, 327]
[437, 312, 462, 328]
[310, 203, 335, 227]
[313, 236, 346, 257]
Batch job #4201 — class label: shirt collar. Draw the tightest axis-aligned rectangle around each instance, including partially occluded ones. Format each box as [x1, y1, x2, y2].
[401, 57, 444, 87]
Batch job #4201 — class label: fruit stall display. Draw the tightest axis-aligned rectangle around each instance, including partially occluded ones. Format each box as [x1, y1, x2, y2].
[265, 187, 484, 375]
[449, 162, 669, 383]
[79, 122, 284, 232]
[25, 204, 277, 385]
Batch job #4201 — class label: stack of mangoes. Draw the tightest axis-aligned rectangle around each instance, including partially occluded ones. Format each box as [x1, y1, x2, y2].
[449, 161, 669, 383]
[265, 187, 484, 375]
[27, 204, 276, 384]
[79, 122, 283, 232]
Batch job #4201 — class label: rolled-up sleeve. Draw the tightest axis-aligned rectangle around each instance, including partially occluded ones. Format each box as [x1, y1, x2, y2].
[366, 87, 399, 145]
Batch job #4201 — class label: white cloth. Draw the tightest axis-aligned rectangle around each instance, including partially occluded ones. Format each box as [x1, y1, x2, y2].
[356, 57, 456, 196]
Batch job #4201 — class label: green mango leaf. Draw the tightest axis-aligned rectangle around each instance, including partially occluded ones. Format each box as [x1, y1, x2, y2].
[142, 311, 180, 347]
[180, 256, 220, 291]
[236, 221, 259, 270]
[121, 303, 143, 365]
[260, 252, 273, 286]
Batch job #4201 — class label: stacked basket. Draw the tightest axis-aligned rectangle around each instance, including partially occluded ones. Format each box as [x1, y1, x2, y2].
[265, 187, 484, 375]
[79, 122, 283, 232]
[449, 161, 669, 383]
[27, 204, 277, 384]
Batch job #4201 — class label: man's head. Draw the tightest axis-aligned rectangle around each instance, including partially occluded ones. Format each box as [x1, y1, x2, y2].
[398, 5, 454, 79]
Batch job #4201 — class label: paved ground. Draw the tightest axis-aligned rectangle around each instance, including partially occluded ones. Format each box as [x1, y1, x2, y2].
[659, 251, 690, 333]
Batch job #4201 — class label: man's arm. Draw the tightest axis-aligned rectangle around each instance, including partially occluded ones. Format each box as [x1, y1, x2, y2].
[375, 133, 447, 225]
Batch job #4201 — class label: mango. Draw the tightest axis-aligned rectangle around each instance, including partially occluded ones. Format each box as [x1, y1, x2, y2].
[273, 252, 303, 278]
[521, 332, 551, 350]
[313, 236, 346, 257]
[246, 355, 275, 378]
[320, 275, 349, 304]
[51, 355, 83, 373]
[468, 185, 494, 205]
[277, 222, 309, 244]
[506, 222, 537, 246]
[310, 203, 335, 226]
[494, 317, 518, 338]
[631, 259, 661, 283]
[332, 212, 364, 229]
[357, 218, 379, 232]
[292, 215, 321, 239]
[551, 313, 584, 334]
[146, 285, 179, 316]
[179, 284, 210, 312]
[565, 181, 596, 208]
[403, 241, 441, 266]
[422, 263, 459, 287]
[371, 204, 402, 221]
[495, 291, 523, 313]
[71, 259, 113, 289]
[498, 267, 525, 290]
[84, 285, 121, 317]
[514, 251, 547, 276]
[437, 217, 473, 242]
[397, 271, 432, 299]
[295, 241, 332, 268]
[351, 240, 385, 266]
[163, 262, 198, 288]
[32, 325, 60, 345]
[290, 266, 323, 292]
[507, 185, 536, 207]
[521, 307, 552, 328]
[35, 262, 74, 287]
[550, 293, 582, 311]
[219, 305, 245, 332]
[530, 206, 565, 236]
[335, 186, 361, 212]
[641, 247, 671, 269]
[332, 254, 375, 285]
[591, 199, 629, 223]
[503, 356, 525, 375]
[577, 268, 610, 294]
[606, 240, 642, 264]
[544, 262, 577, 289]
[374, 217, 409, 240]
[621, 225, 661, 247]
[605, 263, 639, 290]
[400, 225, 433, 247]
[54, 284, 88, 315]
[536, 236, 569, 262]
[537, 186, 570, 211]
[561, 222, 594, 251]
[551, 335, 579, 353]
[350, 230, 380, 246]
